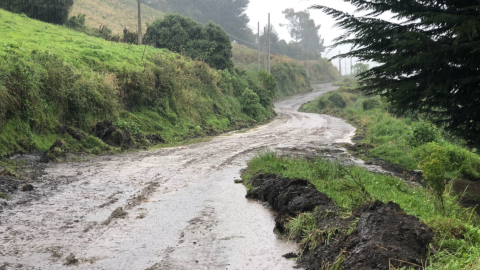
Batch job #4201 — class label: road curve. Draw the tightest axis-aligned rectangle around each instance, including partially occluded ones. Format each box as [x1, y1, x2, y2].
[0, 83, 355, 270]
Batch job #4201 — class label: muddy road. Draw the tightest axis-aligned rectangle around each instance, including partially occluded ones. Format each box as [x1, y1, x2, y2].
[0, 83, 355, 270]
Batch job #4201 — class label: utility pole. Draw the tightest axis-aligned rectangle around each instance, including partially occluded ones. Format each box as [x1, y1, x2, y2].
[339, 51, 342, 77]
[345, 58, 347, 77]
[306, 37, 309, 78]
[257, 22, 260, 72]
[264, 27, 267, 70]
[268, 13, 271, 74]
[350, 58, 353, 76]
[137, 0, 142, 45]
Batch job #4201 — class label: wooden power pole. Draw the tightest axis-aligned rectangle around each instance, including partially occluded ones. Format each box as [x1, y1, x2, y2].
[306, 37, 309, 78]
[264, 27, 267, 70]
[268, 13, 271, 74]
[339, 51, 342, 76]
[257, 22, 260, 72]
[137, 0, 142, 45]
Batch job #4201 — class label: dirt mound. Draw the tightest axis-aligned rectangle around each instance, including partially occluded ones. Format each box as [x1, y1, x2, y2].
[246, 173, 433, 270]
[246, 173, 336, 215]
[57, 126, 87, 141]
[452, 179, 480, 215]
[344, 200, 433, 270]
[93, 120, 134, 147]
[41, 140, 68, 162]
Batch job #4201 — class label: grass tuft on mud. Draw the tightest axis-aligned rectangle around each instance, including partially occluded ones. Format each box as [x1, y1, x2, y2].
[243, 152, 480, 270]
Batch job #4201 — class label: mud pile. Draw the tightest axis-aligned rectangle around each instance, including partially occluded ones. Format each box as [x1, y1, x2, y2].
[246, 173, 433, 270]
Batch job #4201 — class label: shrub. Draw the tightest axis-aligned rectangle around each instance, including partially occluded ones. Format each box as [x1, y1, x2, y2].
[65, 14, 86, 30]
[415, 142, 448, 207]
[328, 93, 347, 108]
[362, 96, 382, 110]
[240, 88, 261, 117]
[318, 99, 327, 110]
[407, 120, 440, 147]
[413, 141, 480, 183]
[144, 14, 234, 70]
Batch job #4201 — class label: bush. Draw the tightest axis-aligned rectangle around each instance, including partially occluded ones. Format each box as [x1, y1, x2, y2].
[407, 120, 440, 147]
[318, 99, 327, 110]
[240, 88, 262, 117]
[0, 0, 74, 24]
[65, 14, 86, 30]
[144, 14, 234, 71]
[413, 142, 480, 182]
[328, 93, 347, 108]
[362, 96, 382, 110]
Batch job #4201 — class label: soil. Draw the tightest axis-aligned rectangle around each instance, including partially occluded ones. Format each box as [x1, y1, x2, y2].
[246, 173, 433, 270]
[452, 179, 480, 215]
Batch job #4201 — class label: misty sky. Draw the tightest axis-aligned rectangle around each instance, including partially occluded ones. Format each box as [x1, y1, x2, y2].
[246, 0, 357, 71]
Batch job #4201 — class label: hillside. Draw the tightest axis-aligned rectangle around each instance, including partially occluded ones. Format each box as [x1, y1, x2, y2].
[69, 4, 340, 97]
[0, 10, 275, 157]
[232, 43, 340, 96]
[71, 0, 164, 33]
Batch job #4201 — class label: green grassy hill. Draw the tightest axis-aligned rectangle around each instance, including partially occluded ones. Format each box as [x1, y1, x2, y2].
[71, 0, 164, 34]
[232, 43, 340, 97]
[0, 10, 274, 157]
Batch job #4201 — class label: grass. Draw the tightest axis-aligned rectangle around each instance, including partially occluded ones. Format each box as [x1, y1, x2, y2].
[243, 152, 480, 270]
[299, 79, 480, 179]
[231, 43, 340, 97]
[71, 0, 165, 34]
[0, 10, 276, 158]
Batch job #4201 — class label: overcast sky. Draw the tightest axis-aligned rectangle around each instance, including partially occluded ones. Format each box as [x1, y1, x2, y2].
[246, 0, 357, 72]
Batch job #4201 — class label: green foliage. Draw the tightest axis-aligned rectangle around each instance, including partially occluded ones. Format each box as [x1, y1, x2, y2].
[0, 10, 276, 157]
[362, 96, 382, 111]
[144, 14, 233, 70]
[300, 79, 480, 175]
[328, 93, 346, 108]
[147, 0, 255, 48]
[280, 8, 325, 55]
[352, 63, 369, 76]
[413, 142, 480, 182]
[0, 0, 73, 24]
[239, 88, 261, 118]
[312, 2, 480, 147]
[244, 153, 480, 270]
[65, 13, 86, 30]
[407, 120, 441, 147]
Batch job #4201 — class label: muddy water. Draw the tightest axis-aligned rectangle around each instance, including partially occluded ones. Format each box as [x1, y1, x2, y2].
[0, 83, 355, 270]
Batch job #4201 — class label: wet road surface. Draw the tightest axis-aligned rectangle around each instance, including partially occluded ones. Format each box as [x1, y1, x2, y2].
[0, 83, 355, 269]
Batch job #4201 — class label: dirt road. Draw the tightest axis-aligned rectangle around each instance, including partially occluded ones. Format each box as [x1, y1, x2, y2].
[0, 83, 355, 270]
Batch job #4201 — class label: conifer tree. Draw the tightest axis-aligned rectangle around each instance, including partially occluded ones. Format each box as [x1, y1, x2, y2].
[0, 0, 74, 24]
[312, 1, 480, 146]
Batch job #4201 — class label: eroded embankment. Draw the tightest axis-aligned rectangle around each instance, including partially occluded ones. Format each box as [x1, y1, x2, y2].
[246, 173, 433, 270]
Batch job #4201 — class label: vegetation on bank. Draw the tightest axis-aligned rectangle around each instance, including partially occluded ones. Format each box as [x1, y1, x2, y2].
[232, 43, 339, 97]
[71, 0, 164, 34]
[300, 80, 480, 185]
[243, 153, 480, 269]
[0, 10, 276, 157]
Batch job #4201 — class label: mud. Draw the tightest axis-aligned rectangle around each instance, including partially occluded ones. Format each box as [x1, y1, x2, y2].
[0, 83, 357, 270]
[247, 173, 433, 270]
[246, 173, 336, 216]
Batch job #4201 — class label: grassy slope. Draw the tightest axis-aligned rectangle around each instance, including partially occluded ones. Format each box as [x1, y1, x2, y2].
[71, 0, 164, 34]
[232, 44, 340, 97]
[0, 10, 266, 157]
[300, 80, 480, 180]
[243, 153, 480, 270]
